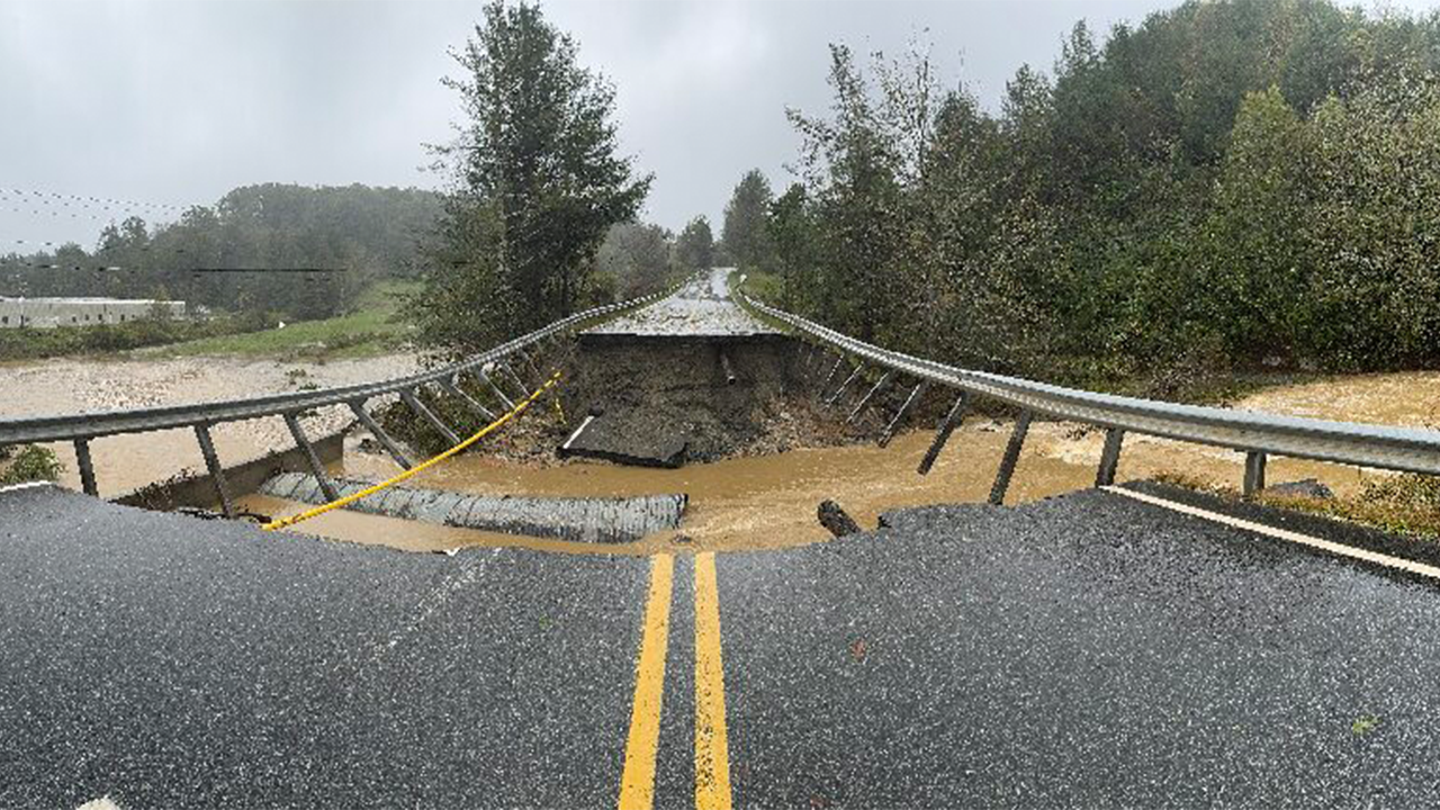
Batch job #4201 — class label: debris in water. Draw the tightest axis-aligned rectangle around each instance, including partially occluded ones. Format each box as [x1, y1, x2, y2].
[818, 499, 862, 538]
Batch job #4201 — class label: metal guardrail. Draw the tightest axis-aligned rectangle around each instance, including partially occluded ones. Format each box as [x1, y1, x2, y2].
[740, 292, 1440, 502]
[0, 289, 671, 514]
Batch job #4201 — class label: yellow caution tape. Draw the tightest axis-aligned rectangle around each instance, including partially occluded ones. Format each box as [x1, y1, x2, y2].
[262, 371, 561, 532]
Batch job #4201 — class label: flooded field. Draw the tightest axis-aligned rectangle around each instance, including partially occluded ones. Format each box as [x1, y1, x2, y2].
[0, 353, 417, 496]
[8, 352, 1440, 556]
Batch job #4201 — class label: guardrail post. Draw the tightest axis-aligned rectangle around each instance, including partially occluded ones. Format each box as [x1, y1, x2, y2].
[1095, 428, 1125, 487]
[73, 438, 98, 498]
[347, 400, 412, 470]
[498, 360, 530, 398]
[1244, 451, 1267, 498]
[517, 347, 544, 382]
[989, 411, 1033, 506]
[879, 381, 928, 448]
[819, 354, 846, 388]
[192, 423, 234, 517]
[439, 377, 496, 422]
[283, 413, 340, 502]
[826, 363, 866, 406]
[475, 368, 516, 411]
[847, 370, 893, 424]
[917, 392, 969, 475]
[400, 388, 462, 447]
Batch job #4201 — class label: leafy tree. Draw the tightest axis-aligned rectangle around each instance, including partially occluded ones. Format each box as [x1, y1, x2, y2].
[411, 1, 651, 351]
[772, 0, 1440, 381]
[595, 222, 677, 300]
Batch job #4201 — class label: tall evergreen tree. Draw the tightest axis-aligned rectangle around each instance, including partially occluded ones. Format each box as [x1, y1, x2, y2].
[413, 1, 651, 350]
[675, 216, 715, 273]
[721, 170, 776, 272]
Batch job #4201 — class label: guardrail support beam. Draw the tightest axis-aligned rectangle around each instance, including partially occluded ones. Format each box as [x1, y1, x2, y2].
[826, 363, 866, 406]
[517, 347, 544, 382]
[283, 413, 340, 502]
[498, 361, 530, 398]
[1244, 451, 1267, 498]
[990, 412, 1036, 501]
[440, 378, 497, 422]
[192, 424, 234, 517]
[475, 369, 516, 411]
[989, 411, 1033, 506]
[400, 389, 462, 447]
[918, 392, 969, 475]
[1095, 428, 1125, 487]
[73, 438, 98, 498]
[847, 370, 893, 424]
[347, 401, 412, 470]
[819, 354, 846, 388]
[880, 381, 928, 448]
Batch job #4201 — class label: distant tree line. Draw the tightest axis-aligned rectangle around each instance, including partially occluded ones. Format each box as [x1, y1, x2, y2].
[0, 183, 441, 321]
[725, 0, 1440, 391]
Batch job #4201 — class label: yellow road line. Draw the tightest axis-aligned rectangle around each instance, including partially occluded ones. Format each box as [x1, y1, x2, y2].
[619, 553, 675, 810]
[694, 552, 733, 810]
[1103, 485, 1440, 581]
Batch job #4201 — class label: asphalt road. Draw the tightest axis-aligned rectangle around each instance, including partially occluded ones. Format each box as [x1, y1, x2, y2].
[5, 479, 1440, 807]
[586, 268, 775, 338]
[0, 483, 648, 809]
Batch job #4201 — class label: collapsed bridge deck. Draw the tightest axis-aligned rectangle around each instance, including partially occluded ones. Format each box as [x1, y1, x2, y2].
[561, 268, 805, 466]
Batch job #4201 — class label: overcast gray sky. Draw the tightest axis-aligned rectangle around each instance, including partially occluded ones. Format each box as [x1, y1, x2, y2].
[3, 0, 1437, 251]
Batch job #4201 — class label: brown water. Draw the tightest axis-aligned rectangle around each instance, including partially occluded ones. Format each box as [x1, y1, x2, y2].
[8, 355, 1440, 556]
[249, 371, 1440, 555]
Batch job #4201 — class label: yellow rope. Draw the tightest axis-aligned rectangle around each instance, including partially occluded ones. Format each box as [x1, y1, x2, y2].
[262, 371, 561, 532]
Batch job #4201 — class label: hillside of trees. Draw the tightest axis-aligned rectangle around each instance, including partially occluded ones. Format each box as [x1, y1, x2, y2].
[0, 183, 441, 321]
[723, 0, 1440, 393]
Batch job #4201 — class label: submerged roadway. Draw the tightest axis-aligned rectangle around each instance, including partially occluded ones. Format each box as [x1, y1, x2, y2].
[4, 475, 1440, 808]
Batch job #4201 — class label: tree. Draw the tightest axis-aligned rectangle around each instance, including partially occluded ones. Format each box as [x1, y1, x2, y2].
[411, 1, 651, 350]
[721, 170, 776, 272]
[595, 221, 676, 299]
[674, 216, 715, 273]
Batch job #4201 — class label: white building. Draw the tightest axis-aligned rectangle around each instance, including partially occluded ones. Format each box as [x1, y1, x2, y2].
[0, 297, 186, 329]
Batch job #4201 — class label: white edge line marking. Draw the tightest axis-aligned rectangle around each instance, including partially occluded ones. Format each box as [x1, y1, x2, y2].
[1102, 485, 1440, 581]
[0, 480, 57, 495]
[561, 414, 596, 451]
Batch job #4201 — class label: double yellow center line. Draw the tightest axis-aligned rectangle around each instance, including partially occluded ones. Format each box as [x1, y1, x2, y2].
[618, 552, 733, 810]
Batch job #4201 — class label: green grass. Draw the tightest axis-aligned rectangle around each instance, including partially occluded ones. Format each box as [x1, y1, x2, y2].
[735, 269, 783, 304]
[153, 280, 419, 361]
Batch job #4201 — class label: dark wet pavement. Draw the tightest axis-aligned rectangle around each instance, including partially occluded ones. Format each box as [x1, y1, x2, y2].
[5, 479, 1440, 807]
[716, 481, 1440, 807]
[0, 484, 647, 809]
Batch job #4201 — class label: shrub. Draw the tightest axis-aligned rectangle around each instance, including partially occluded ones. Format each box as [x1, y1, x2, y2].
[0, 445, 64, 486]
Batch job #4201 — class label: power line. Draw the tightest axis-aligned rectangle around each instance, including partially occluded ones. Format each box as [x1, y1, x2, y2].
[0, 187, 190, 214]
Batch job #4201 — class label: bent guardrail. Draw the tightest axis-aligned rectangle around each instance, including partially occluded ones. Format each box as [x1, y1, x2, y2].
[739, 291, 1440, 503]
[0, 289, 671, 515]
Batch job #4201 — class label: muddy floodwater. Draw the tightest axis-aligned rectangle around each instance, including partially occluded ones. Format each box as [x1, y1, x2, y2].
[8, 352, 1440, 556]
[252, 369, 1440, 555]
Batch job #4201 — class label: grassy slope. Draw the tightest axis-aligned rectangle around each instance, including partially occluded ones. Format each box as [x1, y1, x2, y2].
[152, 280, 419, 361]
